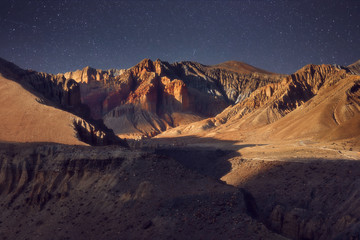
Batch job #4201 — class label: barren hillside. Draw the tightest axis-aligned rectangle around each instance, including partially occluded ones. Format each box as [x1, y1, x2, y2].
[0, 58, 126, 146]
[157, 63, 360, 147]
[0, 73, 85, 145]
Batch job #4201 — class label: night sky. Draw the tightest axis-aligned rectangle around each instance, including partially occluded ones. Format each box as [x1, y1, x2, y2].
[0, 0, 359, 74]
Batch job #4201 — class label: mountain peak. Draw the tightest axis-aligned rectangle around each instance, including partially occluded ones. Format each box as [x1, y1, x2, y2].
[348, 59, 360, 67]
[211, 61, 277, 75]
[348, 59, 360, 75]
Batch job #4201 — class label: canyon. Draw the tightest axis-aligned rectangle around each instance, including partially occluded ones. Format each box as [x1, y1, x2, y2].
[0, 57, 359, 239]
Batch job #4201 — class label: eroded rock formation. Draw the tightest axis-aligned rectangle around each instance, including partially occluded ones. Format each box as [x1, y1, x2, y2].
[214, 64, 353, 126]
[0, 143, 281, 240]
[73, 118, 128, 146]
[157, 62, 360, 144]
[60, 58, 282, 138]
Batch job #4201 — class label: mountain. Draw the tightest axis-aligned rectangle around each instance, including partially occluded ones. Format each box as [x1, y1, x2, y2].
[59, 59, 283, 139]
[211, 60, 277, 75]
[0, 57, 126, 146]
[159, 63, 360, 145]
[0, 56, 284, 142]
[348, 59, 360, 75]
[1, 56, 359, 239]
[151, 61, 360, 239]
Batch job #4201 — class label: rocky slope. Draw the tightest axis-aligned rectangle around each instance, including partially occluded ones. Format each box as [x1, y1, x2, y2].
[0, 58, 125, 146]
[158, 63, 360, 144]
[149, 61, 360, 239]
[214, 64, 351, 127]
[211, 60, 277, 75]
[60, 59, 283, 138]
[1, 56, 359, 240]
[0, 142, 283, 240]
[348, 59, 360, 75]
[220, 146, 360, 240]
[0, 72, 84, 145]
[0, 58, 81, 110]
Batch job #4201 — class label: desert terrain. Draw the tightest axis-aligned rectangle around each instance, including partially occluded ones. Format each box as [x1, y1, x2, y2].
[0, 57, 359, 239]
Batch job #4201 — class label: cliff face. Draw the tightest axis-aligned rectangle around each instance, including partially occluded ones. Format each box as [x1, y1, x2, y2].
[59, 67, 126, 119]
[61, 58, 281, 138]
[171, 61, 283, 104]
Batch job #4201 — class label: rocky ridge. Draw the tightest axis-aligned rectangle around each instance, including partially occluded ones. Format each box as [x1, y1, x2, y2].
[348, 59, 360, 75]
[159, 63, 360, 141]
[60, 59, 283, 138]
[0, 58, 81, 109]
[214, 64, 351, 126]
[0, 57, 125, 146]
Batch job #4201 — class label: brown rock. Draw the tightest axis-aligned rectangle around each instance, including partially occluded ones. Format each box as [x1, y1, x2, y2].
[60, 58, 281, 138]
[347, 59, 360, 75]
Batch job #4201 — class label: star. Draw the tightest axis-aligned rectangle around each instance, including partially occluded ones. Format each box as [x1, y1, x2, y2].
[0, 0, 358, 74]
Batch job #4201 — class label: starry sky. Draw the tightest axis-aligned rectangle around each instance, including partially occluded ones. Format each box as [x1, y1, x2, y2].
[0, 0, 359, 74]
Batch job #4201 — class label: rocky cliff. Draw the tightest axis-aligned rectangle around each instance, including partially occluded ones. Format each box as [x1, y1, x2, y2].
[61, 59, 282, 138]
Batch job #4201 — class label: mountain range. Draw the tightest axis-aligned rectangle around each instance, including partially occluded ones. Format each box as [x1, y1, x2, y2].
[0, 56, 359, 240]
[0, 56, 358, 145]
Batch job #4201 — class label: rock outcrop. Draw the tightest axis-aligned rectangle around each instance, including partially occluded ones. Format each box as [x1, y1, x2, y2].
[73, 118, 128, 146]
[61, 58, 282, 138]
[59, 66, 127, 119]
[171, 60, 284, 104]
